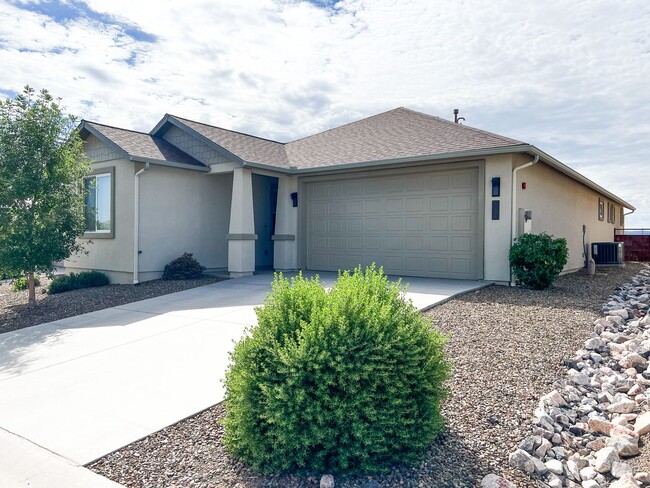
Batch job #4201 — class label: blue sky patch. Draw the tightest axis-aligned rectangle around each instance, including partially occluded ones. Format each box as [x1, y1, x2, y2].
[10, 0, 157, 43]
[305, 0, 339, 10]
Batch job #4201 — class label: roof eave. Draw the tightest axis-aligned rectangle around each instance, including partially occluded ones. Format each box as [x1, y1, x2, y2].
[130, 156, 210, 172]
[293, 145, 532, 175]
[526, 146, 636, 210]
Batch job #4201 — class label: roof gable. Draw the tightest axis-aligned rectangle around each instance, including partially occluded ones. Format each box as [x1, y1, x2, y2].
[285, 107, 525, 168]
[153, 115, 290, 168]
[80, 121, 207, 170]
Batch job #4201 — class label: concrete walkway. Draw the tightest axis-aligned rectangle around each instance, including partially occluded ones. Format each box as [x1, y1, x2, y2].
[0, 272, 486, 487]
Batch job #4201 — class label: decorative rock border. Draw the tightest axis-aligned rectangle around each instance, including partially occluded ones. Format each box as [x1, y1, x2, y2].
[503, 265, 650, 487]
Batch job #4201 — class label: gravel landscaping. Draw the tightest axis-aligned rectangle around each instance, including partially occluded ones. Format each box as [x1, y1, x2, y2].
[87, 263, 647, 488]
[0, 275, 220, 335]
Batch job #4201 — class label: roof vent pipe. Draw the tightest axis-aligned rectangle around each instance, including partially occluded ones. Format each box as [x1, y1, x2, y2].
[453, 109, 465, 124]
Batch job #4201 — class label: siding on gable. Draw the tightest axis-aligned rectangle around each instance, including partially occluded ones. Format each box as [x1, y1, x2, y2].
[162, 126, 232, 165]
[84, 134, 122, 162]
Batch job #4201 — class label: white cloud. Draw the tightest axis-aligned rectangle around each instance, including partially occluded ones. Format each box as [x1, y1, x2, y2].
[1, 0, 648, 225]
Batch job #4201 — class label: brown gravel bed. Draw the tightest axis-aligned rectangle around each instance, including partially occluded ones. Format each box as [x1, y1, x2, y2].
[88, 263, 646, 488]
[0, 275, 221, 335]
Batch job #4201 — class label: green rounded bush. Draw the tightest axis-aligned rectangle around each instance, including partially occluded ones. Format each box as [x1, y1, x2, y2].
[509, 232, 569, 289]
[12, 275, 40, 291]
[48, 270, 109, 294]
[162, 252, 206, 280]
[223, 265, 450, 475]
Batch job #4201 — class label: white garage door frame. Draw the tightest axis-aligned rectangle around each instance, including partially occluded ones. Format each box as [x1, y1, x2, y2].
[298, 160, 485, 280]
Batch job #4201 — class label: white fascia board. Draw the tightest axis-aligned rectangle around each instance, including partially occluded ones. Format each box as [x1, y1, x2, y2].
[129, 156, 210, 172]
[527, 147, 636, 210]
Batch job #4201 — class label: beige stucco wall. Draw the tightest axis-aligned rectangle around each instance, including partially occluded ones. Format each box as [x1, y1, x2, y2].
[64, 153, 136, 284]
[483, 154, 515, 282]
[137, 165, 232, 278]
[514, 156, 622, 272]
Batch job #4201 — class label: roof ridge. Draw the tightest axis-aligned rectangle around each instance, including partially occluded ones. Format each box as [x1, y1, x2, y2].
[287, 107, 404, 145]
[396, 107, 525, 145]
[84, 120, 155, 137]
[169, 115, 286, 145]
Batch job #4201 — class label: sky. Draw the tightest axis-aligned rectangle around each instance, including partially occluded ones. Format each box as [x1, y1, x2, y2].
[1, 0, 649, 226]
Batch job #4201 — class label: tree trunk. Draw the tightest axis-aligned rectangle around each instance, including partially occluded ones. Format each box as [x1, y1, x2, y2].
[28, 271, 36, 306]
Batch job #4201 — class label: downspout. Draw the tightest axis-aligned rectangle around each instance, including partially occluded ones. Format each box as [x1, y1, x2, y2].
[133, 162, 150, 285]
[510, 154, 539, 286]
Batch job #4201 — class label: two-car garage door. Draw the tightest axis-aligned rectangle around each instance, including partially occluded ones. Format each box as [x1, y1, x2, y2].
[305, 167, 481, 279]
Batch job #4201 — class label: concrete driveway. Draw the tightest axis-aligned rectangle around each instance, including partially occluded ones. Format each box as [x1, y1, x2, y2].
[0, 272, 486, 486]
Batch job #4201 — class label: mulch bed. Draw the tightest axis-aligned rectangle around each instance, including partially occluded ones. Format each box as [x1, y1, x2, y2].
[87, 263, 647, 488]
[0, 275, 221, 335]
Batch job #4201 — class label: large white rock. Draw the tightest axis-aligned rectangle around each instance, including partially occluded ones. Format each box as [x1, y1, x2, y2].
[509, 449, 535, 475]
[634, 410, 650, 436]
[620, 353, 647, 369]
[606, 435, 640, 457]
[588, 417, 613, 436]
[594, 447, 618, 473]
[611, 461, 634, 479]
[608, 398, 637, 414]
[480, 474, 516, 488]
[610, 474, 640, 488]
[320, 474, 335, 488]
[545, 459, 564, 475]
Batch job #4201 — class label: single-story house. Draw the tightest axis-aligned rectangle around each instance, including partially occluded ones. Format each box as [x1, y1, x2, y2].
[65, 107, 635, 285]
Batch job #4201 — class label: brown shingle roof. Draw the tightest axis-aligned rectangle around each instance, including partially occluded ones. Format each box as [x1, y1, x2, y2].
[84, 122, 206, 168]
[285, 107, 525, 168]
[167, 107, 525, 169]
[171, 116, 290, 168]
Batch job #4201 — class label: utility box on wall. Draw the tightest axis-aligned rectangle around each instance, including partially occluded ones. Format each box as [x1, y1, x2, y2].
[517, 208, 533, 236]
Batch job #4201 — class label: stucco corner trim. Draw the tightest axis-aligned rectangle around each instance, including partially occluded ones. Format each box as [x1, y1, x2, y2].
[227, 233, 258, 240]
[271, 234, 295, 241]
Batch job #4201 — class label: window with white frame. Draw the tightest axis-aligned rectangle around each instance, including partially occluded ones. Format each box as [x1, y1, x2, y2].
[84, 171, 112, 234]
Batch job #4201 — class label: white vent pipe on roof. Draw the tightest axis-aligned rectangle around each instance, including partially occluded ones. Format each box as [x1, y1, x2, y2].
[133, 162, 150, 285]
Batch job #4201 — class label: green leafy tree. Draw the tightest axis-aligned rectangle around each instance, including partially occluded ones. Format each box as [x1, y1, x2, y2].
[0, 86, 89, 304]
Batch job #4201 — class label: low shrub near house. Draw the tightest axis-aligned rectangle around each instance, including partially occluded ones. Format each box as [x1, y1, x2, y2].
[12, 275, 41, 291]
[48, 271, 109, 294]
[223, 265, 450, 475]
[162, 253, 206, 280]
[509, 232, 569, 289]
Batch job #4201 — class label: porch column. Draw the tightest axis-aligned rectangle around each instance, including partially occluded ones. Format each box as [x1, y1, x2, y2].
[273, 175, 299, 271]
[228, 168, 256, 277]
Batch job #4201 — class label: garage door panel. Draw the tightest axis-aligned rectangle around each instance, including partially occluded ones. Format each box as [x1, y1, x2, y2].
[430, 197, 448, 212]
[347, 200, 363, 214]
[430, 216, 449, 231]
[429, 236, 449, 251]
[386, 199, 403, 212]
[306, 168, 480, 279]
[451, 215, 472, 232]
[365, 200, 381, 213]
[386, 217, 402, 232]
